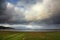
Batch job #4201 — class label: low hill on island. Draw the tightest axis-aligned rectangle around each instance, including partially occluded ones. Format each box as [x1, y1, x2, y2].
[0, 26, 14, 29]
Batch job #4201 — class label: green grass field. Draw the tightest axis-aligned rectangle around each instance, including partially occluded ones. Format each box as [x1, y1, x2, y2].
[0, 31, 60, 40]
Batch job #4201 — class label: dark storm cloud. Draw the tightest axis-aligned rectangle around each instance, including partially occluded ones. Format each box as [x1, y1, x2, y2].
[0, 0, 10, 23]
[2, 0, 43, 24]
[0, 0, 60, 25]
[0, 0, 23, 24]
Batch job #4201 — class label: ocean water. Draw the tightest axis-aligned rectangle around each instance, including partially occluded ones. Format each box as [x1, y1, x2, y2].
[0, 24, 60, 32]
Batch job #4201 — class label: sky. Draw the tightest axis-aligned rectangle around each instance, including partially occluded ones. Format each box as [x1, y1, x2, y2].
[0, 0, 60, 29]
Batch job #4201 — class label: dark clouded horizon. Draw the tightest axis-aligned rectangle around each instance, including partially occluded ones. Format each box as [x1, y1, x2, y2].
[0, 0, 60, 25]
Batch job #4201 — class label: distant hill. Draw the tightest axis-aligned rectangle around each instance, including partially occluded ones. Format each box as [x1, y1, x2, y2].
[0, 26, 14, 29]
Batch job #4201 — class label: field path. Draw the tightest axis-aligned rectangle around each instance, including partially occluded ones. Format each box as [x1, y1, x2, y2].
[4, 33, 25, 40]
[0, 31, 60, 40]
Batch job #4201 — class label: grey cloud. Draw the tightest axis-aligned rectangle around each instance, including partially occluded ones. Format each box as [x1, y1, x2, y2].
[4, 0, 43, 24]
[42, 0, 60, 24]
[0, 0, 60, 25]
[0, 0, 10, 23]
[0, 0, 24, 24]
[29, 0, 60, 24]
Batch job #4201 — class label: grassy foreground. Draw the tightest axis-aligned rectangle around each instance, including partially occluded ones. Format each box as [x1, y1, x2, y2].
[0, 31, 60, 40]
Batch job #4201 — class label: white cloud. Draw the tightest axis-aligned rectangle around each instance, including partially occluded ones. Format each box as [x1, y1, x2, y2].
[5, 0, 60, 25]
[6, 2, 25, 22]
[7, 2, 14, 9]
[24, 2, 50, 21]
[0, 0, 57, 30]
[1, 0, 59, 29]
[24, 0, 60, 22]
